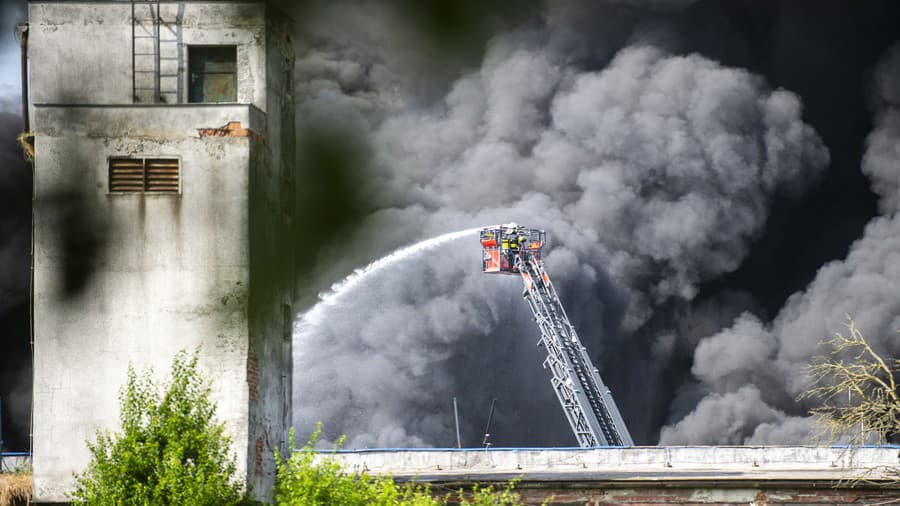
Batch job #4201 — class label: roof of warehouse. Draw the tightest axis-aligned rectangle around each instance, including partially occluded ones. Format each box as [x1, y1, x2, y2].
[320, 446, 900, 483]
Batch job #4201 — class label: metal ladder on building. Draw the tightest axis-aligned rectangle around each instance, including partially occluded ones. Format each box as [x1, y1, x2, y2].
[131, 0, 181, 103]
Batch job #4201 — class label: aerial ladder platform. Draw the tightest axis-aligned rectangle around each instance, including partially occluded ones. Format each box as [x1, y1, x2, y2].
[479, 224, 634, 447]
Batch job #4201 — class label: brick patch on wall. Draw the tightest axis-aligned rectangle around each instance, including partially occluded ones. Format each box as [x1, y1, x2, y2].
[198, 121, 265, 144]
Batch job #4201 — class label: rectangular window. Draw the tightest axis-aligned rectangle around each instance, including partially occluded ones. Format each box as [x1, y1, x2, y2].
[188, 46, 237, 103]
[109, 158, 180, 194]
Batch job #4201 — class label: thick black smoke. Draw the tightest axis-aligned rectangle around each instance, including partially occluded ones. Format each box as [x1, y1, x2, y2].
[0, 110, 30, 451]
[0, 71, 30, 452]
[2, 0, 899, 451]
[662, 42, 900, 444]
[289, 1, 878, 448]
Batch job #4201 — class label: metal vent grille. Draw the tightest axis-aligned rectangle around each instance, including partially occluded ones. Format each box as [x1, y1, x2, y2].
[109, 158, 180, 193]
[146, 159, 179, 192]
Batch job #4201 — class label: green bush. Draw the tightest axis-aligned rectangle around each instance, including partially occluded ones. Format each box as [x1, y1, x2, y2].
[71, 350, 244, 506]
[274, 424, 524, 506]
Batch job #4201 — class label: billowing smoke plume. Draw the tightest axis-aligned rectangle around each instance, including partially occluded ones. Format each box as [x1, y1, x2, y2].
[863, 43, 900, 214]
[293, 4, 830, 447]
[660, 43, 900, 445]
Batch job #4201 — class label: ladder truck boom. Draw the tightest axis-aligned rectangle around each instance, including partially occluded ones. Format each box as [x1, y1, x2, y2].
[479, 224, 633, 447]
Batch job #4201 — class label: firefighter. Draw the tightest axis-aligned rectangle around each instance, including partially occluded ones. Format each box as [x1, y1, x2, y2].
[516, 231, 529, 267]
[508, 231, 520, 268]
[496, 234, 508, 270]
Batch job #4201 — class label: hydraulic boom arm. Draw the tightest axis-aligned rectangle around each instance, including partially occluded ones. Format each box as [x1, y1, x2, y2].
[480, 225, 633, 447]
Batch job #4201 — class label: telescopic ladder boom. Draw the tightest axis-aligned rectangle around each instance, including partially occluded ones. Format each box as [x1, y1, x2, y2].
[479, 225, 633, 447]
[517, 255, 633, 447]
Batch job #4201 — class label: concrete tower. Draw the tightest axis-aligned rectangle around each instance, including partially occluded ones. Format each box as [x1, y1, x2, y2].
[28, 1, 295, 501]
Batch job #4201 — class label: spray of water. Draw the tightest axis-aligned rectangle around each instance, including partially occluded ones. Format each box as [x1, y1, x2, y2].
[296, 226, 485, 333]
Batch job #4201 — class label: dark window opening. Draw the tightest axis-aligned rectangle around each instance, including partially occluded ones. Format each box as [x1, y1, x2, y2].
[109, 158, 180, 194]
[188, 46, 237, 103]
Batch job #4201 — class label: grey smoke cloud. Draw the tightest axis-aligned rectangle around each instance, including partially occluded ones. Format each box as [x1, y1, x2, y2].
[659, 385, 785, 445]
[863, 43, 900, 214]
[661, 44, 900, 445]
[660, 384, 813, 446]
[691, 313, 777, 394]
[293, 8, 829, 447]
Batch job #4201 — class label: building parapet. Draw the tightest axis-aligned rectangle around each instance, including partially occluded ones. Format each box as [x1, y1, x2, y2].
[321, 446, 900, 484]
[32, 104, 266, 141]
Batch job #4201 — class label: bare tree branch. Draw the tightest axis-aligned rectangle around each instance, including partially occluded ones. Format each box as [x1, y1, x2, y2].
[801, 318, 900, 447]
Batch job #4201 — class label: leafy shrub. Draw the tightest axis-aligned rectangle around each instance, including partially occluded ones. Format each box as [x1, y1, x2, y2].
[71, 350, 244, 505]
[275, 424, 524, 505]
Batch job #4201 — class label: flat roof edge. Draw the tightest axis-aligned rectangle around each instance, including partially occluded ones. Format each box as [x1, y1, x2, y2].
[320, 445, 900, 454]
[318, 446, 900, 483]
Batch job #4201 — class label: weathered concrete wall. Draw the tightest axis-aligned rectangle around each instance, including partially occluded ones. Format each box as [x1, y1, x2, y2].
[326, 447, 900, 504]
[31, 104, 259, 502]
[29, 2, 295, 503]
[326, 446, 900, 481]
[28, 3, 133, 104]
[28, 2, 267, 108]
[244, 7, 296, 498]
